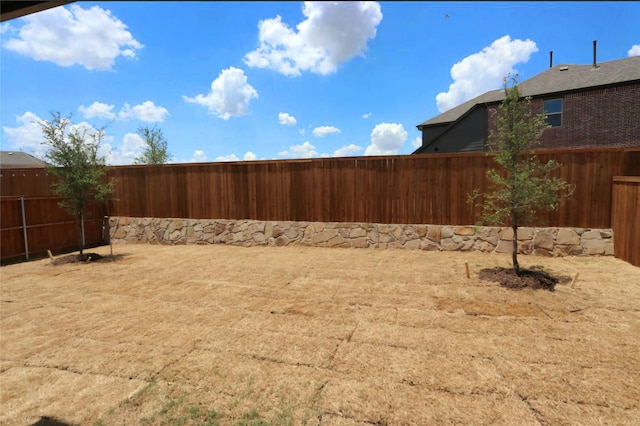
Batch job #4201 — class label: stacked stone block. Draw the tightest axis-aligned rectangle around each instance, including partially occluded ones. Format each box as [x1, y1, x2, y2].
[108, 217, 614, 257]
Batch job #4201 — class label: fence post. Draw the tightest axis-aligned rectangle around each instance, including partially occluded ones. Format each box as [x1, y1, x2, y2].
[20, 196, 29, 260]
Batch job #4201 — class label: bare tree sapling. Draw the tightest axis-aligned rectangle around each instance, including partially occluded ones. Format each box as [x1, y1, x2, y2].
[470, 76, 573, 275]
[40, 112, 114, 255]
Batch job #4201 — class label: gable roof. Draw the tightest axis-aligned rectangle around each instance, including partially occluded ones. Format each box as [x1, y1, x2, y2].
[418, 55, 640, 128]
[0, 151, 47, 168]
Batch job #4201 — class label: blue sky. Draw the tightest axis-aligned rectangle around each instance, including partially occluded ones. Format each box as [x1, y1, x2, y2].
[1, 1, 639, 165]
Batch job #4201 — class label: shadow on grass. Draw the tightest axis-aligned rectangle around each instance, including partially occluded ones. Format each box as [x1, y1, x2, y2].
[31, 416, 77, 426]
[97, 253, 130, 263]
[51, 253, 130, 265]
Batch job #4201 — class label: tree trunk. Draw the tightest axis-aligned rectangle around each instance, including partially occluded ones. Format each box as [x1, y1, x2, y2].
[78, 212, 84, 255]
[512, 224, 520, 275]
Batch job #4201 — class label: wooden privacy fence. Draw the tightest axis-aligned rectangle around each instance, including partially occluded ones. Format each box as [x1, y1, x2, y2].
[0, 196, 106, 264]
[1, 147, 639, 265]
[102, 148, 640, 229]
[612, 177, 640, 267]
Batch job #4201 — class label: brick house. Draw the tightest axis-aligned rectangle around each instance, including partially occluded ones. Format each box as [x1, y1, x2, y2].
[414, 55, 640, 154]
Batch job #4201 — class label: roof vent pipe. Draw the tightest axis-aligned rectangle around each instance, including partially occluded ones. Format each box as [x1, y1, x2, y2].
[550, 50, 553, 68]
[593, 40, 598, 68]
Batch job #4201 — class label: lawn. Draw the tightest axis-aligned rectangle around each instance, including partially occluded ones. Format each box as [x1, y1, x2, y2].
[1, 244, 639, 425]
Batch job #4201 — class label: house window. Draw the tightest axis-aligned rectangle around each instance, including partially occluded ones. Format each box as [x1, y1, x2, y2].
[544, 99, 562, 127]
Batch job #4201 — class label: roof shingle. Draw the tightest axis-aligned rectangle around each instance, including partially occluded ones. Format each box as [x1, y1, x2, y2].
[419, 56, 640, 127]
[0, 151, 47, 168]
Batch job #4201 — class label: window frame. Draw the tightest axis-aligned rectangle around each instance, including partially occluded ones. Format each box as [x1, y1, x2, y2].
[543, 98, 563, 128]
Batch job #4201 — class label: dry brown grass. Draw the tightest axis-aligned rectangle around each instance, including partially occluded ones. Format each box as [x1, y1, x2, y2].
[1, 244, 639, 425]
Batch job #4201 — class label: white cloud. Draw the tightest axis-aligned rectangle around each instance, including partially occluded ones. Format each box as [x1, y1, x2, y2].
[334, 144, 363, 157]
[628, 44, 640, 57]
[69, 120, 100, 136]
[101, 132, 146, 165]
[0, 111, 136, 164]
[244, 152, 258, 161]
[278, 141, 318, 158]
[1, 23, 13, 35]
[78, 102, 116, 120]
[278, 112, 297, 125]
[120, 132, 146, 158]
[364, 122, 407, 156]
[191, 150, 207, 162]
[213, 151, 258, 162]
[2, 4, 143, 71]
[119, 101, 169, 123]
[183, 67, 258, 120]
[77, 100, 168, 122]
[244, 1, 383, 76]
[435, 35, 538, 112]
[312, 125, 341, 137]
[1, 112, 47, 158]
[299, 129, 306, 135]
[215, 154, 240, 162]
[411, 136, 421, 148]
[362, 112, 372, 119]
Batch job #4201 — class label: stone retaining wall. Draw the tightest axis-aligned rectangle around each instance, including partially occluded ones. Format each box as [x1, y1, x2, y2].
[108, 217, 614, 257]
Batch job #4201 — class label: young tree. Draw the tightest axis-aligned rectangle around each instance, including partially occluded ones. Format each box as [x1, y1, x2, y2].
[40, 112, 114, 255]
[134, 126, 171, 165]
[471, 76, 573, 275]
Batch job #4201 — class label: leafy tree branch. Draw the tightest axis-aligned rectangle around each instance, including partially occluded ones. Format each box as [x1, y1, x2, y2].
[134, 126, 171, 165]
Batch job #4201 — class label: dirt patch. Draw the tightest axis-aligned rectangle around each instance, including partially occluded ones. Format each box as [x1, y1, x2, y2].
[478, 266, 571, 291]
[1, 245, 639, 425]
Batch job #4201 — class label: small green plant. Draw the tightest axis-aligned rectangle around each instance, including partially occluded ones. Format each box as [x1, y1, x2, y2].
[140, 415, 156, 425]
[160, 399, 179, 415]
[270, 404, 294, 426]
[202, 409, 220, 426]
[169, 416, 188, 426]
[242, 409, 261, 420]
[188, 405, 202, 419]
[121, 378, 156, 409]
[235, 409, 269, 426]
[301, 408, 325, 425]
